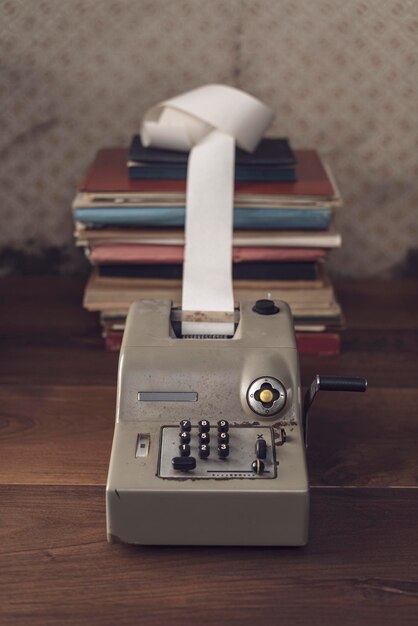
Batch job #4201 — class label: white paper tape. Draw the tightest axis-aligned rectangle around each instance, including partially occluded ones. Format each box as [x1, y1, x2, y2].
[141, 84, 274, 335]
[182, 129, 235, 335]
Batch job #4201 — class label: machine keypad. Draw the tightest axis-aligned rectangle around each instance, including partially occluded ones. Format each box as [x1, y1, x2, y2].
[161, 423, 276, 479]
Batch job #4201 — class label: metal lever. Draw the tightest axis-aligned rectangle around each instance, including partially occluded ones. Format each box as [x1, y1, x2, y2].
[303, 375, 367, 447]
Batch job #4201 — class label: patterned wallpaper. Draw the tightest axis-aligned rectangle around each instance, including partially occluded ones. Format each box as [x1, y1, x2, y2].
[1, 0, 417, 276]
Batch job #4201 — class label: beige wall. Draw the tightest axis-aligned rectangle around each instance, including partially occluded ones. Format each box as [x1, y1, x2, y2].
[1, 0, 417, 276]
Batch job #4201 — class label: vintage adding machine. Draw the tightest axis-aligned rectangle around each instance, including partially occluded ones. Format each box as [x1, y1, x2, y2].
[107, 85, 367, 545]
[106, 298, 367, 546]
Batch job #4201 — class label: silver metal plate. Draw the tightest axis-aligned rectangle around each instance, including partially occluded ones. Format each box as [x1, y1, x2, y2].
[138, 392, 198, 402]
[158, 425, 276, 479]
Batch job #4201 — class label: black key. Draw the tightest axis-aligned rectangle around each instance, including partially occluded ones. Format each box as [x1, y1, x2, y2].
[218, 443, 229, 458]
[180, 420, 191, 432]
[251, 459, 265, 475]
[179, 431, 190, 444]
[255, 438, 267, 459]
[217, 431, 229, 445]
[199, 432, 210, 444]
[198, 420, 210, 433]
[179, 443, 191, 457]
[172, 456, 196, 471]
[199, 444, 210, 459]
[217, 419, 229, 433]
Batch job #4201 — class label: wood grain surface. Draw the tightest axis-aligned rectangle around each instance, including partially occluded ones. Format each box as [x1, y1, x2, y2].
[0, 278, 417, 626]
[1, 486, 417, 626]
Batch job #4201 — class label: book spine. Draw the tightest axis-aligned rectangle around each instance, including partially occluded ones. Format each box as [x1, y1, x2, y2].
[127, 167, 297, 182]
[295, 332, 341, 356]
[74, 208, 331, 230]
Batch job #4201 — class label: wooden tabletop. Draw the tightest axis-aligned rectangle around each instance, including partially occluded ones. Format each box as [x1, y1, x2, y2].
[0, 277, 417, 625]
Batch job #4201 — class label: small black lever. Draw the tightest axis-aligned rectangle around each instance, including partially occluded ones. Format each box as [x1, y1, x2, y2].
[303, 375, 367, 447]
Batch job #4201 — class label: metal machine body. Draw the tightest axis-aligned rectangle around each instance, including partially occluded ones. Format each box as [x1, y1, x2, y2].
[106, 298, 309, 546]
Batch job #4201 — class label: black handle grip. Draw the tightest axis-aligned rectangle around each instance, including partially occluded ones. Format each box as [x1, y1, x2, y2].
[303, 375, 368, 446]
[317, 376, 368, 393]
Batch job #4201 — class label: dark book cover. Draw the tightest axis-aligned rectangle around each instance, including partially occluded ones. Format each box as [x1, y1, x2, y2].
[97, 261, 319, 281]
[127, 164, 296, 182]
[128, 134, 297, 167]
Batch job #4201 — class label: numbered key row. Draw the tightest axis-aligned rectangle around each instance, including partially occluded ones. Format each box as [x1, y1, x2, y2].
[179, 419, 229, 433]
[180, 431, 229, 445]
[178, 442, 230, 460]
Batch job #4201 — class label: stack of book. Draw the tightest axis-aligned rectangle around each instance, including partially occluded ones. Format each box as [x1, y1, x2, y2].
[73, 135, 344, 354]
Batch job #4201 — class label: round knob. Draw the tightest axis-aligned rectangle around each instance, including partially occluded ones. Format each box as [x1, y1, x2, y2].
[198, 420, 210, 433]
[179, 431, 190, 444]
[252, 299, 279, 315]
[199, 432, 210, 445]
[259, 388, 274, 404]
[251, 459, 265, 475]
[179, 443, 191, 457]
[218, 443, 230, 458]
[217, 419, 229, 433]
[199, 444, 210, 459]
[217, 431, 229, 445]
[247, 377, 287, 416]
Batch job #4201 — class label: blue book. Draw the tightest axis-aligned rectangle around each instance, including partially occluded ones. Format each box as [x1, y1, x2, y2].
[74, 207, 331, 230]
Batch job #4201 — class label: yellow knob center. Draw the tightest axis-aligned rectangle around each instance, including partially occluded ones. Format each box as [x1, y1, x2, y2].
[259, 389, 274, 404]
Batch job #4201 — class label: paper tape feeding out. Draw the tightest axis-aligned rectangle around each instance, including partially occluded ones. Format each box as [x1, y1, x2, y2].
[141, 84, 274, 335]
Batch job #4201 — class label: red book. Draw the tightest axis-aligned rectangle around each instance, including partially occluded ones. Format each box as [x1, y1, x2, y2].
[90, 244, 327, 265]
[295, 332, 340, 356]
[80, 148, 335, 198]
